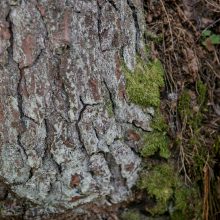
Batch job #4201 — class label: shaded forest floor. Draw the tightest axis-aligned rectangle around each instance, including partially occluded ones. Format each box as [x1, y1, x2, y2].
[126, 0, 220, 219]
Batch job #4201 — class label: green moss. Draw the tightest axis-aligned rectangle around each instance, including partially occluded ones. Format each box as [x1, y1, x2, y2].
[191, 112, 203, 130]
[151, 110, 168, 132]
[141, 110, 170, 159]
[123, 58, 165, 107]
[196, 80, 207, 106]
[174, 186, 190, 211]
[138, 163, 202, 217]
[121, 210, 140, 220]
[171, 210, 187, 220]
[213, 135, 220, 154]
[178, 82, 207, 130]
[145, 30, 163, 43]
[141, 132, 170, 159]
[139, 164, 177, 215]
[173, 184, 202, 220]
[178, 90, 191, 119]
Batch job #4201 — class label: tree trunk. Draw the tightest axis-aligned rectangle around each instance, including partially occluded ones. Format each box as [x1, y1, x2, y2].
[0, 0, 150, 219]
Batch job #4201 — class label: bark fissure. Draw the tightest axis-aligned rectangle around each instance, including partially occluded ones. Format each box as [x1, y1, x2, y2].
[57, 58, 71, 122]
[76, 97, 100, 154]
[103, 80, 116, 116]
[75, 97, 90, 153]
[17, 134, 28, 159]
[97, 0, 102, 50]
[107, 0, 119, 12]
[127, 0, 140, 53]
[44, 118, 63, 175]
[131, 121, 149, 132]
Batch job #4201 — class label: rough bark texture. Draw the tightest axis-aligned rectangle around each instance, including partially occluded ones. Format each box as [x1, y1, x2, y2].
[0, 0, 151, 219]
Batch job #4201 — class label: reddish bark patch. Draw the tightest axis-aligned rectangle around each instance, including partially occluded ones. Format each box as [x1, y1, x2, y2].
[70, 174, 81, 188]
[63, 10, 70, 44]
[52, 10, 71, 45]
[88, 79, 100, 101]
[127, 130, 140, 141]
[124, 163, 135, 172]
[0, 22, 11, 40]
[0, 104, 4, 122]
[20, 34, 36, 68]
[36, 4, 46, 17]
[115, 52, 121, 80]
[69, 196, 81, 202]
[118, 82, 126, 99]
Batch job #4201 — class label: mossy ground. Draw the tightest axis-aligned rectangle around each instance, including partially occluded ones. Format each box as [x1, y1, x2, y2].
[138, 163, 202, 218]
[121, 210, 141, 220]
[142, 1, 220, 219]
[123, 57, 208, 219]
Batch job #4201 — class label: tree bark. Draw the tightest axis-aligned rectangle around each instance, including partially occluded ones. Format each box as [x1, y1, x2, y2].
[0, 0, 150, 219]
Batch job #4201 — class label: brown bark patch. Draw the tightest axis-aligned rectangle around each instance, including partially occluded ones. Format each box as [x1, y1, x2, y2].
[88, 79, 101, 101]
[37, 4, 46, 17]
[118, 82, 126, 99]
[124, 163, 135, 172]
[20, 34, 36, 68]
[127, 130, 140, 141]
[115, 52, 121, 80]
[70, 174, 81, 188]
[0, 22, 11, 40]
[0, 104, 4, 122]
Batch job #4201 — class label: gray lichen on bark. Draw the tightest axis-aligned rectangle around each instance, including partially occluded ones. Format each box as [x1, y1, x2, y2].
[0, 0, 151, 217]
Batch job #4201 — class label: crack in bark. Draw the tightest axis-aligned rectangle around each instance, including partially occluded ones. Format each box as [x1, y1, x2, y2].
[105, 151, 128, 201]
[57, 57, 71, 122]
[75, 97, 89, 154]
[127, 0, 140, 53]
[131, 120, 149, 132]
[17, 134, 28, 159]
[44, 118, 62, 175]
[97, 0, 102, 50]
[93, 126, 100, 142]
[75, 97, 100, 155]
[103, 80, 116, 116]
[5, 10, 39, 186]
[16, 48, 44, 126]
[107, 0, 119, 12]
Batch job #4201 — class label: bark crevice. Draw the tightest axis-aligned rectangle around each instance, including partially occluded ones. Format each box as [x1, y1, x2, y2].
[127, 0, 140, 53]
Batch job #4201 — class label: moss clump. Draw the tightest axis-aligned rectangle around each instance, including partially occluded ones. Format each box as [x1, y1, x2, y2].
[213, 135, 220, 154]
[178, 80, 207, 130]
[196, 79, 207, 106]
[138, 163, 201, 217]
[141, 111, 170, 159]
[172, 184, 202, 220]
[178, 90, 191, 119]
[151, 110, 168, 132]
[123, 58, 165, 107]
[141, 132, 170, 159]
[121, 210, 140, 220]
[145, 30, 163, 43]
[139, 164, 177, 215]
